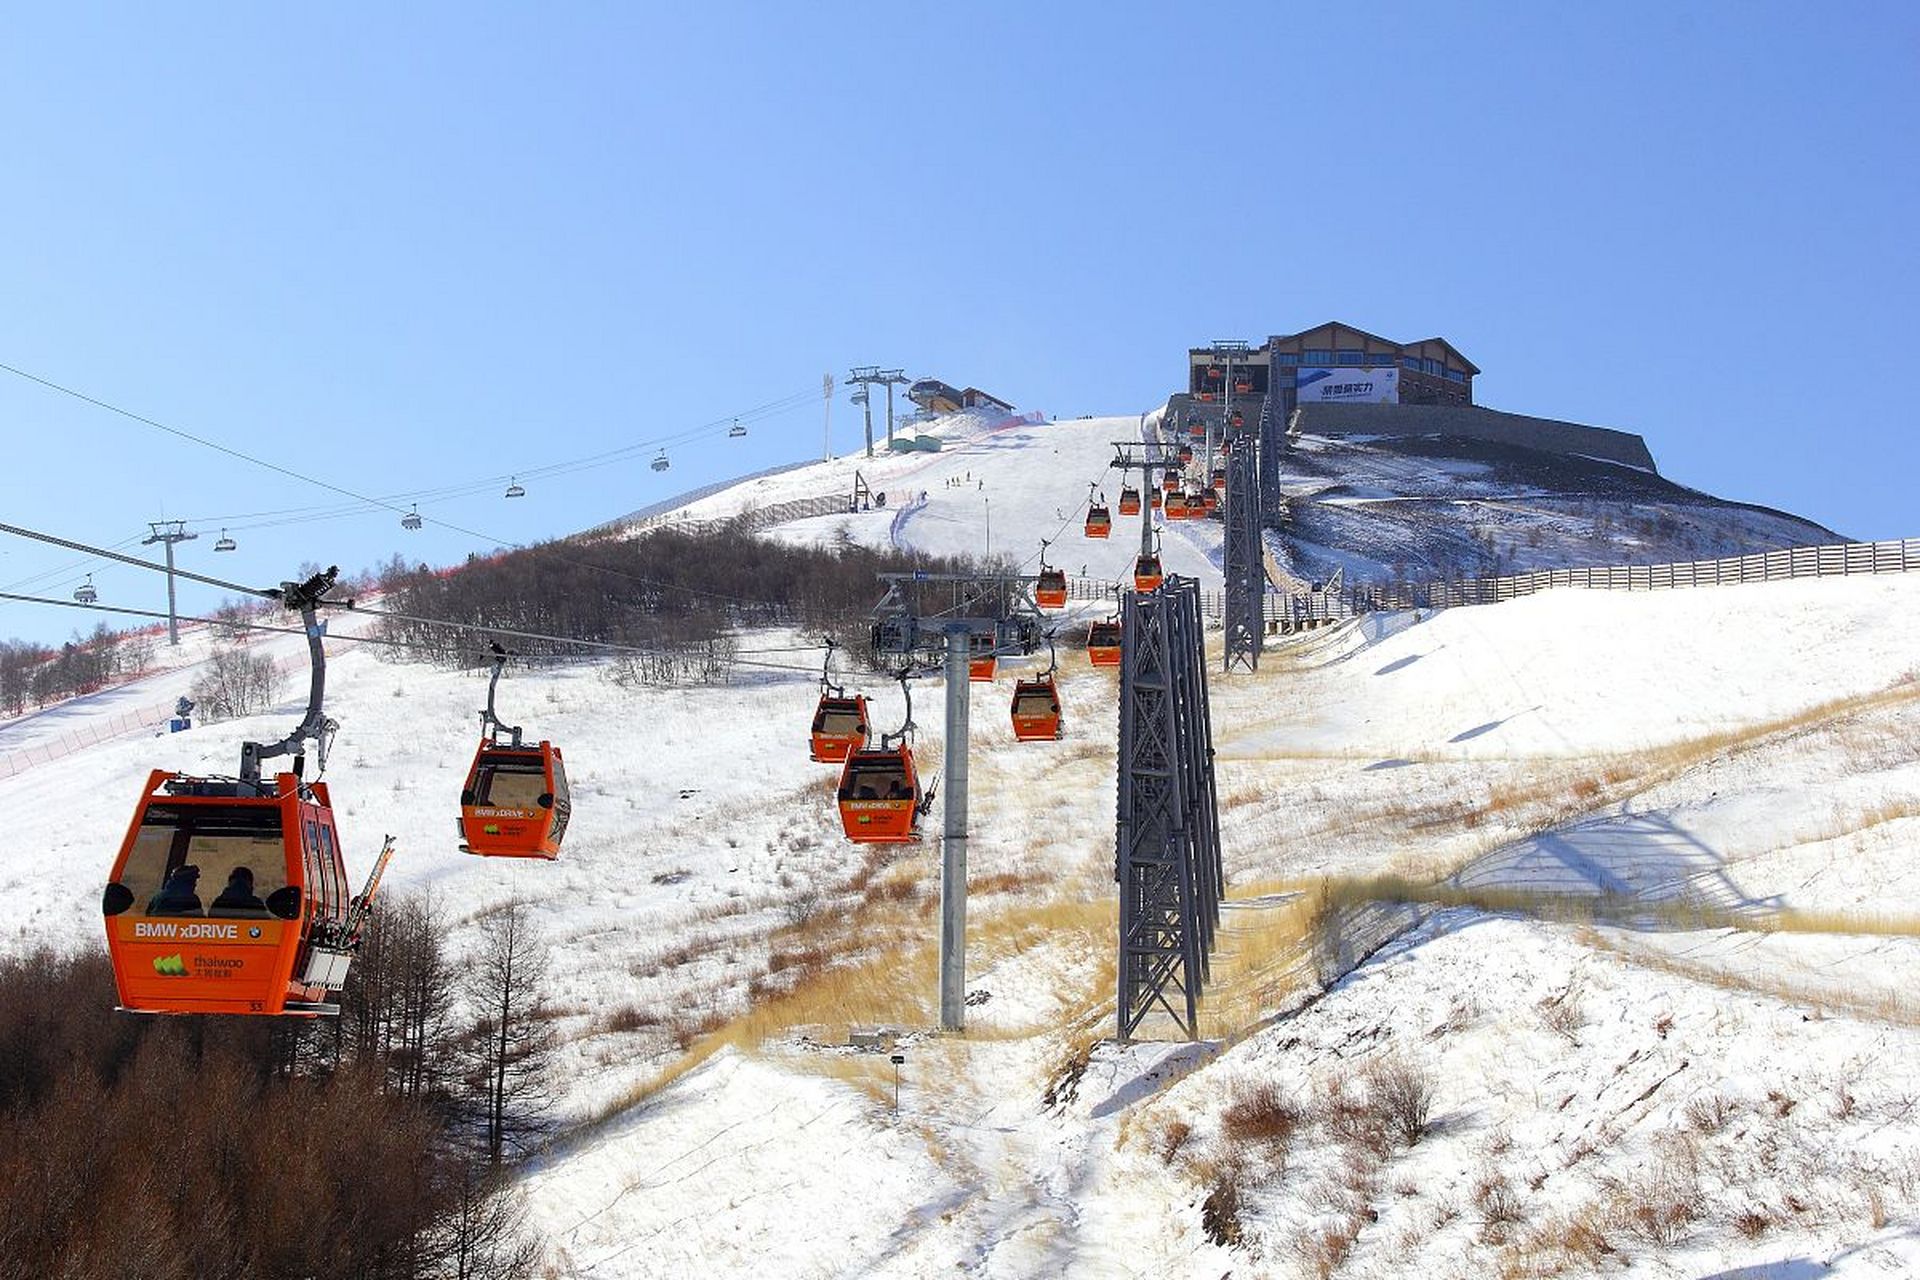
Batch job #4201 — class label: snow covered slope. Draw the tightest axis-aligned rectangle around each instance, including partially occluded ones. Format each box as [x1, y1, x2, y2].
[5, 433, 1919, 1276]
[1271, 431, 1842, 591]
[639, 408, 1226, 589]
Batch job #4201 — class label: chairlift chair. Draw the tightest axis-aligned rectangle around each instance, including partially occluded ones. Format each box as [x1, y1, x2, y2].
[458, 648, 571, 861]
[504, 477, 526, 498]
[213, 530, 237, 553]
[101, 567, 378, 1017]
[652, 450, 670, 472]
[728, 420, 747, 438]
[74, 575, 98, 604]
[402, 505, 423, 530]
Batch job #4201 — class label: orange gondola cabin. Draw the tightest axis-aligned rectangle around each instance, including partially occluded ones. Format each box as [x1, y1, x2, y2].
[837, 743, 922, 843]
[1010, 677, 1064, 741]
[1165, 492, 1190, 520]
[1118, 486, 1141, 516]
[1036, 567, 1068, 609]
[104, 770, 355, 1016]
[459, 740, 571, 860]
[1087, 621, 1122, 667]
[809, 693, 870, 764]
[1134, 554, 1164, 593]
[1084, 504, 1111, 539]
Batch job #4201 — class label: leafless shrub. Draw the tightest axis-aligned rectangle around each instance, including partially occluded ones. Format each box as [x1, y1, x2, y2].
[598, 1004, 664, 1034]
[1199, 1157, 1246, 1248]
[1474, 1169, 1525, 1242]
[1833, 1082, 1858, 1119]
[1614, 1156, 1701, 1247]
[1652, 1011, 1674, 1039]
[1369, 1055, 1437, 1147]
[1732, 1206, 1773, 1239]
[1684, 1091, 1736, 1134]
[1222, 1079, 1305, 1148]
[1293, 1215, 1362, 1279]
[1538, 981, 1587, 1041]
[1766, 1088, 1796, 1118]
[1318, 1076, 1394, 1157]
[1157, 1117, 1193, 1164]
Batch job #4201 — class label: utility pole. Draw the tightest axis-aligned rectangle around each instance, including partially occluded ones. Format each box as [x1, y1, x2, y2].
[848, 367, 885, 458]
[823, 372, 835, 461]
[142, 521, 198, 646]
[879, 369, 910, 448]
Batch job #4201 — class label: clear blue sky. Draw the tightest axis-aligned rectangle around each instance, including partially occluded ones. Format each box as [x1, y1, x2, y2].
[2, 2, 1914, 646]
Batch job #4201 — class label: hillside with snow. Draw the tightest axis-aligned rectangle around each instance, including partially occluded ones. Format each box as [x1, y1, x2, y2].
[1268, 430, 1841, 592]
[3, 403, 1918, 1278]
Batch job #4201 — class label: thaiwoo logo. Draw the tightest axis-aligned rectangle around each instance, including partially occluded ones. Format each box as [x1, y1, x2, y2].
[152, 954, 188, 977]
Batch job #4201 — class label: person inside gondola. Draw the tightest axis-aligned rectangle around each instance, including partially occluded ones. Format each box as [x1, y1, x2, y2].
[147, 864, 202, 916]
[209, 866, 267, 917]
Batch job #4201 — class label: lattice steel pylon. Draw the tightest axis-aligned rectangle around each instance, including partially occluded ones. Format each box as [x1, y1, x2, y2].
[1116, 576, 1223, 1040]
[1223, 437, 1263, 673]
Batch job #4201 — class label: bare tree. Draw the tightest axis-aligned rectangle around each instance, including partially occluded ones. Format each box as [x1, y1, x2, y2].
[189, 643, 284, 721]
[461, 903, 555, 1165]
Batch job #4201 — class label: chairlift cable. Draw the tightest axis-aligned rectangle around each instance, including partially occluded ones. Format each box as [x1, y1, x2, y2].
[0, 362, 819, 610]
[0, 520, 281, 599]
[0, 590, 825, 676]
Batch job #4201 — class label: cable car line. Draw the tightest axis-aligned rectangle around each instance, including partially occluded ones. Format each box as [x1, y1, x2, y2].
[0, 361, 822, 611]
[0, 517, 839, 676]
[0, 589, 826, 678]
[0, 520, 281, 600]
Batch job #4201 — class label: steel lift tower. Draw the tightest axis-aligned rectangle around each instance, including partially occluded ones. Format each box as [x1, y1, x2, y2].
[1205, 340, 1251, 489]
[1116, 575, 1223, 1040]
[870, 573, 1044, 1032]
[847, 367, 886, 458]
[1222, 435, 1264, 672]
[142, 520, 198, 646]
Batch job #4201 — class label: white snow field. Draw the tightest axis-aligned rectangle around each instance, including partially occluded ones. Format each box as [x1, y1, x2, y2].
[4, 409, 1920, 1278]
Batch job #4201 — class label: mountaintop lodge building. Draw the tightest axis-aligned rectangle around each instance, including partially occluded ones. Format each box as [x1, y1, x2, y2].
[1188, 321, 1478, 410]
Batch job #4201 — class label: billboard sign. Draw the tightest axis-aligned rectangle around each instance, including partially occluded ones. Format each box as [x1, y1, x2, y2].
[1296, 367, 1399, 404]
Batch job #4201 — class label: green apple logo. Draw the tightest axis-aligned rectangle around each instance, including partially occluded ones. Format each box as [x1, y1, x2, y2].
[153, 954, 187, 976]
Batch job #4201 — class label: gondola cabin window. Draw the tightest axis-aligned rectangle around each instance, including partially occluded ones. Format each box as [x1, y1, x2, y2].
[814, 704, 866, 739]
[120, 805, 292, 920]
[472, 754, 547, 811]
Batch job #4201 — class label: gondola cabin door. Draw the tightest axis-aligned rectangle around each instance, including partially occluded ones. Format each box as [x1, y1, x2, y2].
[102, 771, 351, 1016]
